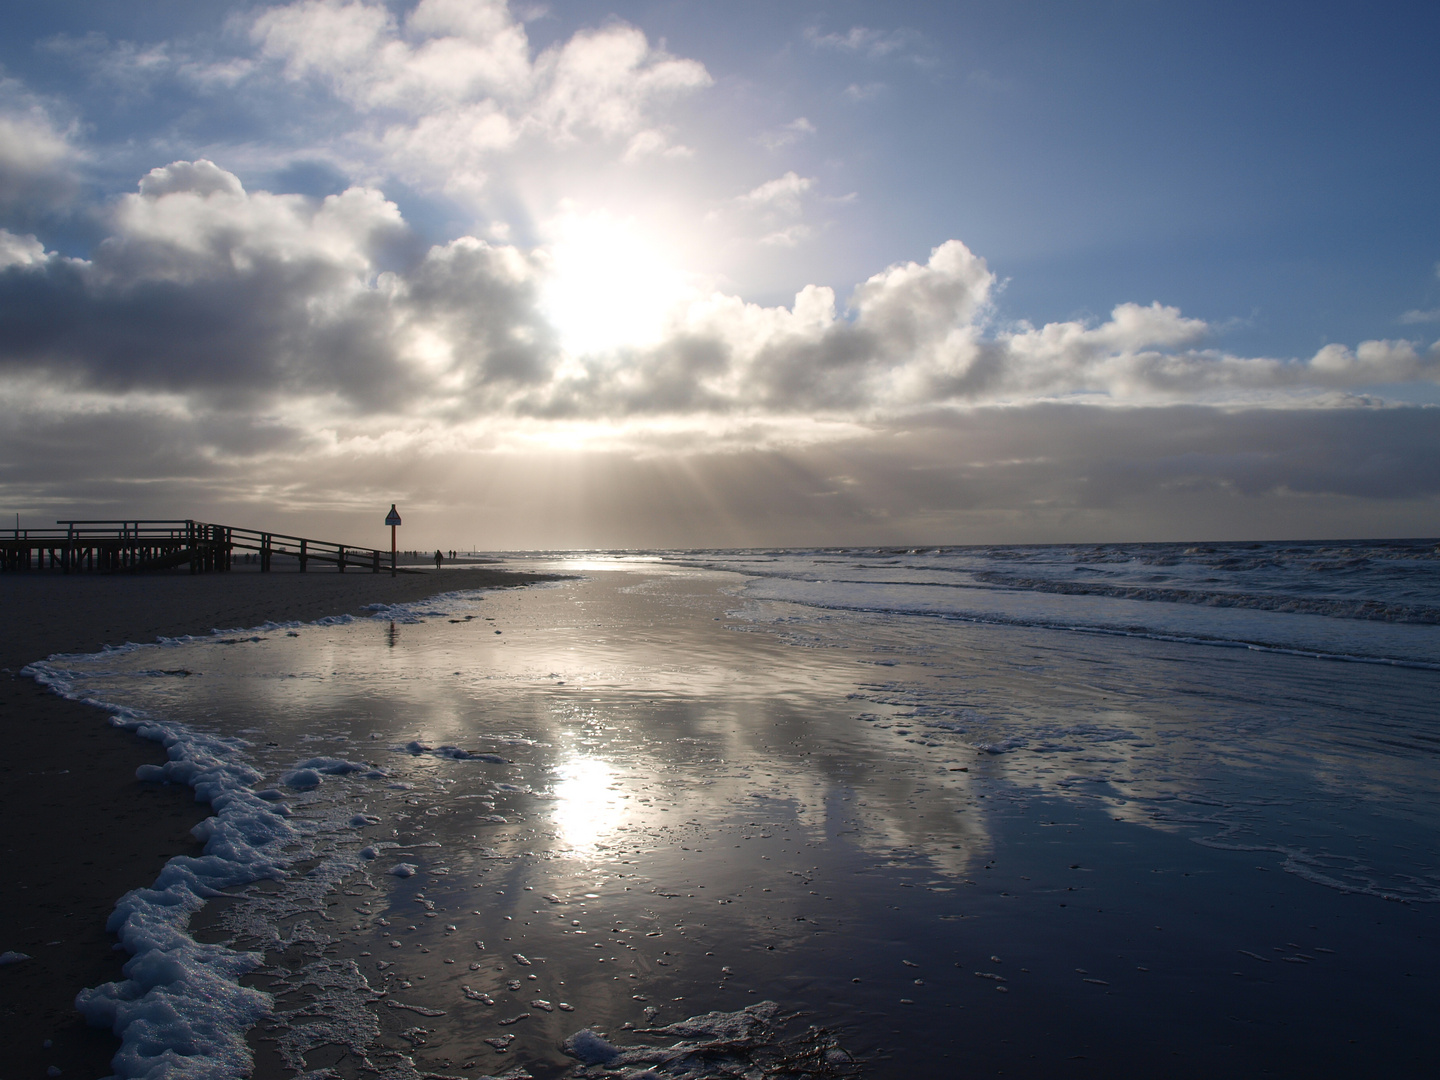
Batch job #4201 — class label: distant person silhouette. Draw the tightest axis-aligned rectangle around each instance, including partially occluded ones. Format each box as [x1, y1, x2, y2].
[434, 549, 443, 569]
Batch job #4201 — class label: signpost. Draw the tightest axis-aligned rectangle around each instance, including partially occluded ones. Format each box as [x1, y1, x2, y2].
[385, 504, 402, 577]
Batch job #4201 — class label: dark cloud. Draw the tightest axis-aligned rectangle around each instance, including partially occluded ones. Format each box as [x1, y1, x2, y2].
[4, 398, 1435, 546]
[483, 404, 1440, 546]
[402, 236, 559, 395]
[0, 163, 554, 414]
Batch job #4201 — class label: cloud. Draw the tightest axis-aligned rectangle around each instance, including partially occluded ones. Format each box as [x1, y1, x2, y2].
[0, 160, 427, 409]
[0, 79, 81, 215]
[753, 404, 1440, 533]
[0, 229, 47, 270]
[805, 26, 917, 59]
[1400, 308, 1440, 325]
[728, 171, 821, 246]
[760, 224, 811, 247]
[758, 116, 816, 152]
[437, 235, 1440, 420]
[5, 397, 1436, 547]
[621, 128, 694, 163]
[738, 171, 815, 214]
[0, 8, 1430, 546]
[1, 161, 1436, 542]
[844, 82, 885, 102]
[249, 0, 710, 189]
[3, 163, 1437, 447]
[39, 32, 249, 94]
[252, 0, 531, 108]
[527, 24, 711, 142]
[375, 99, 518, 197]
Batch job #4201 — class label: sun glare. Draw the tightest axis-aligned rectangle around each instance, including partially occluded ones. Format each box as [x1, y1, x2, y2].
[540, 210, 693, 357]
[552, 755, 625, 850]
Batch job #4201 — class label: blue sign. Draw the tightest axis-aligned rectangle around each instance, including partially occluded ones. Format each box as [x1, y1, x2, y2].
[385, 504, 402, 526]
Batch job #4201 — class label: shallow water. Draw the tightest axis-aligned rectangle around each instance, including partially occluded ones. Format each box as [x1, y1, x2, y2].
[32, 552, 1440, 1078]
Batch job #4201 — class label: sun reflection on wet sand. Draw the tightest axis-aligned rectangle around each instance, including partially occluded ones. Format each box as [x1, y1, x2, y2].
[551, 754, 627, 850]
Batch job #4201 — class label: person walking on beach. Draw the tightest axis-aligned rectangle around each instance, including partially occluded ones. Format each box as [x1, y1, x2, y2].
[434, 549, 443, 569]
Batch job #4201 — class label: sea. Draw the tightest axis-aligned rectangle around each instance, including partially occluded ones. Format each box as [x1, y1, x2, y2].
[25, 539, 1440, 1079]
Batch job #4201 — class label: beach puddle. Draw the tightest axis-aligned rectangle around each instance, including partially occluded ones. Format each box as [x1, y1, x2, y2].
[28, 561, 1440, 1078]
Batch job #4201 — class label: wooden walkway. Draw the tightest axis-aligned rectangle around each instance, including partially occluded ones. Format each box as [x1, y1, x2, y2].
[1, 519, 393, 574]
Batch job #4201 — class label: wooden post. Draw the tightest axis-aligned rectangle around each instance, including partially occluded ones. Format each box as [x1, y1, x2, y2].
[299, 539, 308, 572]
[337, 544, 346, 573]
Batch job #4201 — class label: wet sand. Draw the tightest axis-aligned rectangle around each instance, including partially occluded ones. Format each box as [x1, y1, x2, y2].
[0, 566, 554, 1080]
[68, 563, 1437, 1079]
[9, 561, 1439, 1078]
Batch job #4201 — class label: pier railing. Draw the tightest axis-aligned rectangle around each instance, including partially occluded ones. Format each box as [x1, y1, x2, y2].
[1, 519, 389, 574]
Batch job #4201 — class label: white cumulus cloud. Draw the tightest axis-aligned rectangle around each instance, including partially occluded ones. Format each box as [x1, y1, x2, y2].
[0, 229, 47, 270]
[250, 0, 710, 192]
[0, 80, 80, 213]
[2, 161, 1437, 457]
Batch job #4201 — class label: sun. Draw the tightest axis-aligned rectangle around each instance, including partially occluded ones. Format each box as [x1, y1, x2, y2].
[539, 208, 694, 357]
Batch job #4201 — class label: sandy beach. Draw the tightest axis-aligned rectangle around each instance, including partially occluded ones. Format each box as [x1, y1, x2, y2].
[0, 566, 552, 1080]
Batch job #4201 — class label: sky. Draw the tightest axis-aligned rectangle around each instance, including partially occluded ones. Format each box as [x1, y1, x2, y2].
[0, 0, 1437, 549]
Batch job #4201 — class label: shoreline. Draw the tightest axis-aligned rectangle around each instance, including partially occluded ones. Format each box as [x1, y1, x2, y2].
[0, 566, 555, 1080]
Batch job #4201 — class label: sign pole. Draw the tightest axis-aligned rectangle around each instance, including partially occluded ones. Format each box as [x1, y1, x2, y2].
[385, 504, 402, 577]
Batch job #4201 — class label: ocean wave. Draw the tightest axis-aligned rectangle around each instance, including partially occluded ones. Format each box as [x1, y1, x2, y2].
[733, 587, 1440, 671]
[970, 571, 1440, 624]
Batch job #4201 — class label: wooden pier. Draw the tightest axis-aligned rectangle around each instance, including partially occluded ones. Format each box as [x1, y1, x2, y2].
[1, 519, 390, 574]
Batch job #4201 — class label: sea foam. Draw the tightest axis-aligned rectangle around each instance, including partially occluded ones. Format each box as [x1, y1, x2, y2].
[21, 588, 491, 1079]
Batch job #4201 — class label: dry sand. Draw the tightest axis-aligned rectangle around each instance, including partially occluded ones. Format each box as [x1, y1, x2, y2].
[0, 565, 556, 1079]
